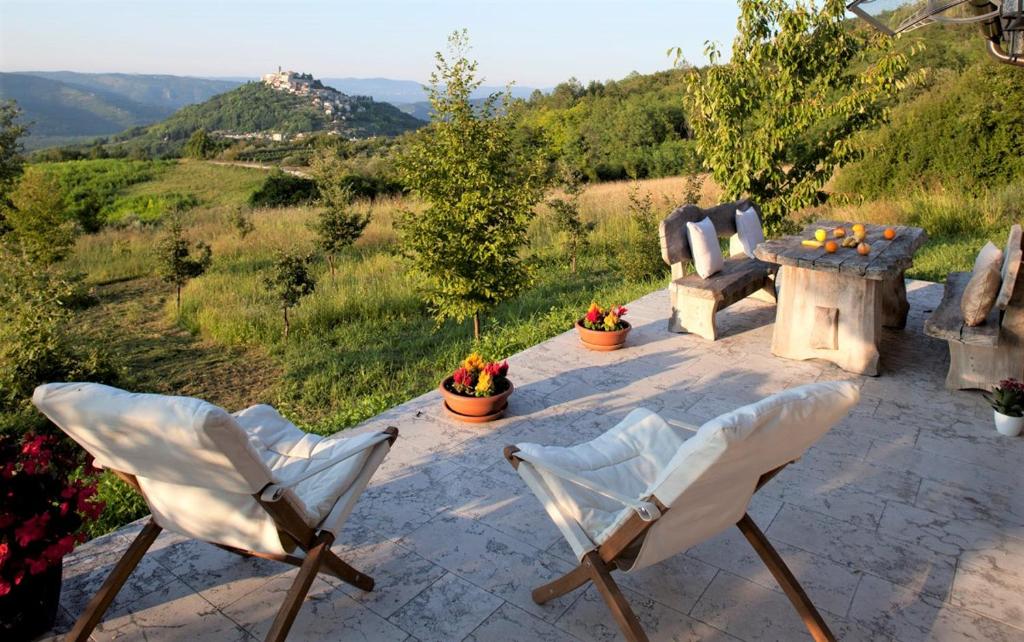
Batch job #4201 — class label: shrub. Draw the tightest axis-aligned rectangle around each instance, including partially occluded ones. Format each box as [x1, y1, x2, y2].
[263, 252, 316, 339]
[156, 221, 212, 314]
[619, 184, 668, 282]
[6, 168, 77, 265]
[248, 170, 318, 208]
[103, 192, 199, 226]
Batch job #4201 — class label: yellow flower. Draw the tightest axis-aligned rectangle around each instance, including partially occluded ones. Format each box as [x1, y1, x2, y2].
[475, 370, 493, 396]
[463, 352, 486, 373]
[604, 312, 619, 330]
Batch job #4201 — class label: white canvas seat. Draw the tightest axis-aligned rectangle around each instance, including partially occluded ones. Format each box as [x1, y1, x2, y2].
[33, 382, 399, 642]
[505, 381, 860, 642]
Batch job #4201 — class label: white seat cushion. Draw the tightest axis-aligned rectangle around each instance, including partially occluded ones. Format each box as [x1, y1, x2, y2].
[515, 408, 691, 545]
[974, 241, 1003, 275]
[686, 217, 724, 278]
[734, 206, 764, 259]
[232, 405, 374, 526]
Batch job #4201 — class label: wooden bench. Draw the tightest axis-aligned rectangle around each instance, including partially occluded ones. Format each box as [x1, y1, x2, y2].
[924, 224, 1023, 390]
[658, 199, 775, 340]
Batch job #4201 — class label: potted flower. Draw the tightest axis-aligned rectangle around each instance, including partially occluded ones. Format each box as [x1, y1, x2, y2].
[1, 432, 105, 639]
[439, 353, 513, 422]
[985, 379, 1024, 437]
[576, 302, 631, 351]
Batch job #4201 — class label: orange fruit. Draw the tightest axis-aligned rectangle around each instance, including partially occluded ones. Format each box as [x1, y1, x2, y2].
[857, 242, 871, 256]
[833, 227, 846, 238]
[824, 240, 838, 253]
[883, 227, 896, 240]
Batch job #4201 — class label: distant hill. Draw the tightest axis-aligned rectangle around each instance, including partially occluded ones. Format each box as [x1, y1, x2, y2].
[0, 73, 175, 149]
[90, 76, 425, 157]
[322, 76, 543, 105]
[14, 71, 241, 111]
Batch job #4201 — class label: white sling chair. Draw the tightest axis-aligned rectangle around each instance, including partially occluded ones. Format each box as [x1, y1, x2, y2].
[32, 382, 398, 642]
[504, 381, 860, 642]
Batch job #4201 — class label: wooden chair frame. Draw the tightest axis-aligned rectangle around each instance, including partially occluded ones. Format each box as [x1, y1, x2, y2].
[67, 427, 398, 642]
[504, 446, 835, 642]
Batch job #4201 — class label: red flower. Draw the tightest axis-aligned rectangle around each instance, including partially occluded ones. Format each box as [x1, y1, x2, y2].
[0, 579, 9, 596]
[0, 542, 9, 569]
[25, 557, 49, 575]
[43, 536, 76, 563]
[585, 308, 602, 323]
[14, 513, 51, 547]
[483, 360, 509, 378]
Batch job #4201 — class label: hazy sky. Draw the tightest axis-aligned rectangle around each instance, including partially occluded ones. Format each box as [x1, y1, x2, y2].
[0, 0, 740, 86]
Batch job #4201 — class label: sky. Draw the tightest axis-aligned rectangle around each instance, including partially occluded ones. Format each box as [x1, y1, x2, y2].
[0, 0, 741, 87]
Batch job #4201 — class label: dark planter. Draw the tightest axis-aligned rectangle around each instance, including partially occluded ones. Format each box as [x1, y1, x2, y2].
[0, 562, 63, 641]
[440, 376, 514, 423]
[576, 319, 631, 351]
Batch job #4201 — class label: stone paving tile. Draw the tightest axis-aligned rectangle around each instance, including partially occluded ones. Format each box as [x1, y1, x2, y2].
[387, 572, 503, 642]
[848, 573, 1024, 642]
[686, 527, 861, 617]
[327, 538, 446, 619]
[556, 583, 739, 642]
[766, 504, 957, 600]
[48, 281, 1024, 642]
[96, 579, 250, 641]
[465, 602, 585, 641]
[690, 571, 833, 641]
[398, 512, 577, 622]
[221, 569, 407, 641]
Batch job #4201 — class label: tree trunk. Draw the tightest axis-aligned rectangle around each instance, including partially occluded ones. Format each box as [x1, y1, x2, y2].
[571, 253, 577, 273]
[473, 313, 481, 340]
[328, 255, 335, 278]
[176, 285, 181, 314]
[283, 306, 290, 340]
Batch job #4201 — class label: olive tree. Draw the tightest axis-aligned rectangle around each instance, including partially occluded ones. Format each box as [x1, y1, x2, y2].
[157, 221, 212, 314]
[310, 149, 370, 277]
[263, 252, 315, 340]
[681, 0, 917, 232]
[547, 165, 593, 273]
[397, 30, 547, 339]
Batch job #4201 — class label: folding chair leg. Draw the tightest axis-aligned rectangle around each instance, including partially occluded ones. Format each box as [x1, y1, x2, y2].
[264, 532, 333, 642]
[736, 513, 836, 642]
[67, 519, 162, 642]
[582, 551, 649, 642]
[532, 562, 590, 604]
[323, 551, 374, 592]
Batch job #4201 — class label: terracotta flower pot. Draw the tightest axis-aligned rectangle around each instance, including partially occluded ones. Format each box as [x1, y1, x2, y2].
[576, 319, 631, 351]
[439, 376, 514, 423]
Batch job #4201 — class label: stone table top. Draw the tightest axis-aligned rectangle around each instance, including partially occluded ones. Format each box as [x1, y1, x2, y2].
[755, 221, 928, 280]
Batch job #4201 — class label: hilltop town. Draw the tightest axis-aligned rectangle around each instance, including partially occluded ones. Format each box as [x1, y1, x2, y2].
[261, 68, 362, 118]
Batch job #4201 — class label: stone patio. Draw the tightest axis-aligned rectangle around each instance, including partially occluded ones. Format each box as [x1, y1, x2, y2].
[45, 280, 1023, 641]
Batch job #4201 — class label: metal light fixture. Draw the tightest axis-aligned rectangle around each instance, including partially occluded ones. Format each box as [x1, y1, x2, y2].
[847, 0, 1024, 66]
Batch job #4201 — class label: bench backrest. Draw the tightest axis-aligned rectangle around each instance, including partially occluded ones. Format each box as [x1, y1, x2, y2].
[997, 224, 1022, 311]
[659, 199, 760, 265]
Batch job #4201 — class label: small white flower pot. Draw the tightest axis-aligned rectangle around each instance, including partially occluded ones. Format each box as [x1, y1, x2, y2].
[994, 410, 1024, 437]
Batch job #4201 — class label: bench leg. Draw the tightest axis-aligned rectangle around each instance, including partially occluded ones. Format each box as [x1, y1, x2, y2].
[748, 279, 777, 305]
[946, 340, 1024, 390]
[668, 293, 719, 341]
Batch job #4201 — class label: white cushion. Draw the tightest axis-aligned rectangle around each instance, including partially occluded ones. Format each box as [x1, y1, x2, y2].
[233, 404, 376, 524]
[974, 241, 1003, 276]
[734, 206, 764, 259]
[686, 217, 724, 278]
[516, 408, 691, 545]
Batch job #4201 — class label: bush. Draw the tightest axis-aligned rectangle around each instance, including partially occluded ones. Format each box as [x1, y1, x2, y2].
[248, 170, 318, 208]
[619, 184, 669, 282]
[103, 192, 199, 226]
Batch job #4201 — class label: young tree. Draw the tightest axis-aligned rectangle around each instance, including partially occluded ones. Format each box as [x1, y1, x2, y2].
[397, 30, 547, 339]
[309, 149, 370, 277]
[0, 101, 26, 230]
[184, 129, 216, 160]
[228, 207, 255, 239]
[546, 165, 593, 273]
[619, 183, 667, 282]
[263, 252, 316, 340]
[7, 168, 76, 264]
[682, 0, 917, 233]
[156, 221, 212, 314]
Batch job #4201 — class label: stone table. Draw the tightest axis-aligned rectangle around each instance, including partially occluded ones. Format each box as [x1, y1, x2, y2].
[755, 221, 927, 376]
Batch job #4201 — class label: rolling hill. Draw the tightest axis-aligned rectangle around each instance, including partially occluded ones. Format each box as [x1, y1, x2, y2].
[15, 71, 241, 111]
[91, 78, 425, 158]
[0, 73, 174, 149]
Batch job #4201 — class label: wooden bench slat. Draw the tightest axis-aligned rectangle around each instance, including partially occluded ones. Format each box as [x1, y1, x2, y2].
[924, 272, 1000, 346]
[671, 257, 772, 303]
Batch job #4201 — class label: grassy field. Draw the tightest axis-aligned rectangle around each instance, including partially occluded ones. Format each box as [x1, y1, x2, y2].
[60, 159, 1019, 534]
